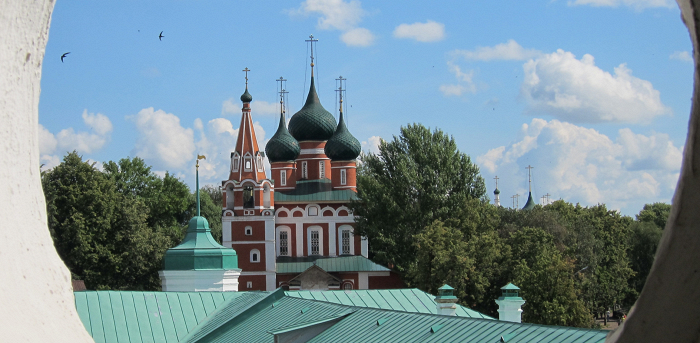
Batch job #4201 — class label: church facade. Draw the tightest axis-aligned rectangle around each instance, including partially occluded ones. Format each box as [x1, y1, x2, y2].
[220, 69, 401, 292]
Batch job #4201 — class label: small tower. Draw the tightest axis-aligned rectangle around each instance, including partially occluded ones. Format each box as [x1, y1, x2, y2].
[325, 76, 361, 191]
[495, 283, 526, 323]
[493, 175, 501, 207]
[221, 69, 277, 292]
[522, 165, 536, 211]
[159, 156, 241, 291]
[434, 284, 458, 316]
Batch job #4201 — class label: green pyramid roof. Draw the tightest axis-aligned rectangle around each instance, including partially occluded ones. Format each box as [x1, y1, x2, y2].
[162, 165, 238, 271]
[324, 111, 361, 161]
[266, 112, 300, 162]
[522, 192, 536, 211]
[288, 76, 336, 141]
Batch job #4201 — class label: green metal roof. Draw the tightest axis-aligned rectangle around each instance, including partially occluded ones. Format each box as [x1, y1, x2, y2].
[274, 179, 358, 203]
[73, 291, 248, 343]
[324, 111, 361, 161]
[288, 76, 337, 142]
[276, 255, 389, 273]
[285, 289, 493, 319]
[240, 87, 252, 103]
[502, 283, 521, 290]
[307, 308, 607, 343]
[265, 112, 300, 163]
[522, 192, 536, 211]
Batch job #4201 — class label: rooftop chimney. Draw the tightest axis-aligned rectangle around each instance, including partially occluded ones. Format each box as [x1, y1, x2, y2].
[435, 284, 458, 316]
[495, 283, 525, 323]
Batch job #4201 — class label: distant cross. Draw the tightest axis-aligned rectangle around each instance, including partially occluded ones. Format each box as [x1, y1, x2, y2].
[541, 195, 547, 205]
[526, 165, 534, 192]
[335, 76, 347, 117]
[515, 194, 520, 208]
[545, 193, 551, 204]
[276, 76, 288, 119]
[494, 175, 499, 189]
[243, 67, 250, 87]
[305, 34, 319, 68]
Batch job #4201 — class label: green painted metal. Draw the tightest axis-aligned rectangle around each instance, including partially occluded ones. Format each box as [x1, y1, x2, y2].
[274, 179, 358, 203]
[500, 283, 523, 300]
[240, 87, 252, 103]
[74, 291, 243, 343]
[265, 111, 300, 163]
[502, 283, 521, 290]
[276, 255, 389, 274]
[522, 192, 536, 211]
[268, 314, 352, 335]
[324, 111, 361, 161]
[288, 76, 337, 142]
[285, 288, 493, 319]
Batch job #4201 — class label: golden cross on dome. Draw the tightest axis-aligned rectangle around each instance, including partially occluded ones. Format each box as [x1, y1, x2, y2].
[305, 34, 319, 73]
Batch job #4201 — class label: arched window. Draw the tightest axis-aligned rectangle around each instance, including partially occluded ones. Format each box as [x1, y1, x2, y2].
[341, 229, 352, 255]
[343, 282, 353, 290]
[280, 170, 287, 186]
[310, 230, 320, 255]
[225, 186, 234, 210]
[340, 169, 347, 185]
[245, 226, 252, 236]
[257, 155, 264, 172]
[319, 161, 325, 179]
[231, 152, 240, 172]
[279, 230, 289, 256]
[243, 185, 254, 208]
[244, 154, 252, 171]
[263, 184, 270, 208]
[250, 249, 260, 263]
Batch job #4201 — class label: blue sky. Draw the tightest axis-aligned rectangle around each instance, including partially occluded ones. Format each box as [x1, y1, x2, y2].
[39, 0, 692, 216]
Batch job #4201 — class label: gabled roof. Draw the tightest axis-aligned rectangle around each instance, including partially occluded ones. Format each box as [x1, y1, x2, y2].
[274, 179, 358, 203]
[276, 255, 390, 273]
[285, 289, 493, 319]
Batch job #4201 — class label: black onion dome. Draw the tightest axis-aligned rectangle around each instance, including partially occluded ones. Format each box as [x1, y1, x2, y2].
[288, 76, 336, 141]
[324, 112, 361, 161]
[494, 188, 500, 195]
[241, 88, 252, 103]
[265, 113, 300, 162]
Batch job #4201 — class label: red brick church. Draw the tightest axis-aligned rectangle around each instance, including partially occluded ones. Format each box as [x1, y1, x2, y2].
[220, 65, 402, 291]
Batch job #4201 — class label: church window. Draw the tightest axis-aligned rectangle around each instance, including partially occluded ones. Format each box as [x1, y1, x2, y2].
[308, 206, 318, 216]
[251, 249, 260, 263]
[310, 230, 320, 255]
[257, 155, 264, 172]
[341, 230, 351, 255]
[340, 169, 346, 185]
[245, 226, 252, 235]
[280, 170, 286, 186]
[247, 281, 252, 289]
[243, 185, 254, 208]
[232, 153, 240, 172]
[244, 155, 252, 171]
[301, 161, 308, 179]
[319, 161, 325, 179]
[226, 186, 234, 210]
[343, 282, 353, 290]
[279, 231, 288, 256]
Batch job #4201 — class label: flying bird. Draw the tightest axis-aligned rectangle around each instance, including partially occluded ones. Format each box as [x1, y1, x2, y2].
[159, 31, 164, 41]
[61, 52, 70, 63]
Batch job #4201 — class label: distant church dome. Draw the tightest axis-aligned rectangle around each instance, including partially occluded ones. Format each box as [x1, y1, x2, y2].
[494, 188, 500, 195]
[266, 113, 300, 162]
[325, 112, 361, 161]
[240, 88, 252, 103]
[288, 76, 336, 141]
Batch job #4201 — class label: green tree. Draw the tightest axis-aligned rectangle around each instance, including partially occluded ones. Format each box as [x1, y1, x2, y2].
[352, 123, 486, 273]
[636, 202, 672, 229]
[43, 152, 176, 290]
[627, 221, 662, 295]
[184, 189, 223, 244]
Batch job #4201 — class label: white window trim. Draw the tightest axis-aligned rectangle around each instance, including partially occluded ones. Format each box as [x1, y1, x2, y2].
[245, 226, 252, 236]
[280, 170, 287, 186]
[277, 226, 292, 257]
[225, 186, 235, 210]
[307, 226, 324, 256]
[247, 281, 252, 289]
[319, 161, 325, 179]
[250, 249, 261, 263]
[257, 155, 264, 172]
[301, 161, 308, 179]
[308, 206, 319, 216]
[340, 169, 346, 185]
[337, 225, 354, 255]
[263, 185, 271, 208]
[244, 153, 253, 172]
[231, 153, 240, 172]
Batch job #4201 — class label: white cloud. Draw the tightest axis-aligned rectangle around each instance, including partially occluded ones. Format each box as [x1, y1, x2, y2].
[38, 110, 113, 170]
[222, 98, 240, 116]
[393, 20, 445, 43]
[477, 118, 682, 213]
[361, 136, 383, 154]
[568, 0, 675, 10]
[440, 61, 476, 96]
[81, 110, 113, 136]
[292, 0, 374, 47]
[341, 28, 376, 47]
[521, 49, 670, 124]
[670, 51, 693, 62]
[38, 124, 57, 156]
[252, 100, 282, 117]
[452, 40, 541, 61]
[129, 107, 196, 170]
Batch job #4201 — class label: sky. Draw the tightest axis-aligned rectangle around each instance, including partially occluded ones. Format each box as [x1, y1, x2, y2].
[39, 0, 693, 216]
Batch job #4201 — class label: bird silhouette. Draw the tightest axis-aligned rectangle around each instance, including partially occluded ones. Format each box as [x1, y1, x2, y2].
[61, 52, 70, 63]
[159, 31, 164, 41]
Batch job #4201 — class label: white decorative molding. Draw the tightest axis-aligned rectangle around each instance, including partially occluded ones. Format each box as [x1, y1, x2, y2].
[299, 148, 325, 155]
[159, 269, 241, 292]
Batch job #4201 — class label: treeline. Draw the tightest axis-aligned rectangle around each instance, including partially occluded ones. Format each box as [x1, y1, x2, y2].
[352, 123, 668, 327]
[42, 152, 222, 291]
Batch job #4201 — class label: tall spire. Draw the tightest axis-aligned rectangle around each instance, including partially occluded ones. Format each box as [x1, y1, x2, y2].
[522, 165, 536, 211]
[196, 155, 205, 216]
[306, 34, 318, 77]
[493, 175, 501, 207]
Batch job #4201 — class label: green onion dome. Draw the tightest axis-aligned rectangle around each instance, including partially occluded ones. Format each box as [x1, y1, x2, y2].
[324, 112, 361, 161]
[288, 76, 337, 141]
[494, 188, 500, 195]
[265, 113, 300, 162]
[240, 88, 252, 103]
